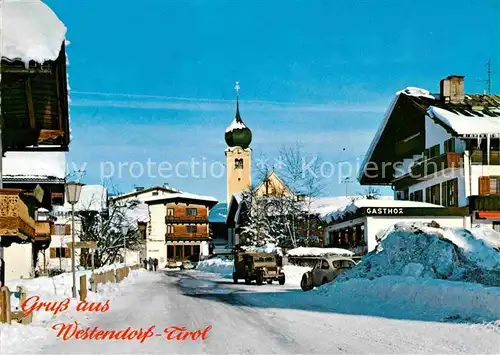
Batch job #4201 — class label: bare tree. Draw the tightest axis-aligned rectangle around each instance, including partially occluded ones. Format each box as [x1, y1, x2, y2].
[357, 186, 381, 200]
[74, 183, 146, 267]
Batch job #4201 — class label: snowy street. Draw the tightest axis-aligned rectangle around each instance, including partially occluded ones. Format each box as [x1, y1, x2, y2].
[31, 269, 500, 354]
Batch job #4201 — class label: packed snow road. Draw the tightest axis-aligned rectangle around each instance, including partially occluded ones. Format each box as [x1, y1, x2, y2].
[38, 269, 499, 354]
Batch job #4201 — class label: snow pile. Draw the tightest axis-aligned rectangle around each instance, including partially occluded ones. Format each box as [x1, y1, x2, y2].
[428, 106, 500, 136]
[336, 222, 500, 286]
[287, 247, 354, 257]
[242, 243, 283, 256]
[196, 257, 233, 276]
[2, 0, 67, 64]
[314, 276, 500, 323]
[283, 265, 311, 286]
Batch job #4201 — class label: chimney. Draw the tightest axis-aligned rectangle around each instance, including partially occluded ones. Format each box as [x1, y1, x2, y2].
[135, 186, 144, 192]
[440, 75, 465, 104]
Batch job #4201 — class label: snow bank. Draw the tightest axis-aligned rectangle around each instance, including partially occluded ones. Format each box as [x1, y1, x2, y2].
[337, 222, 500, 287]
[283, 265, 311, 286]
[315, 276, 500, 322]
[196, 258, 233, 276]
[1, 267, 160, 354]
[287, 247, 354, 257]
[2, 0, 67, 64]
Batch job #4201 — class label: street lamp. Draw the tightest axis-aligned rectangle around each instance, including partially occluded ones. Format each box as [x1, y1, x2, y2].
[65, 181, 82, 298]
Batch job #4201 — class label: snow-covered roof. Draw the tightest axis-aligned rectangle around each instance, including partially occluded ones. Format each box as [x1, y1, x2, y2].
[63, 185, 107, 212]
[325, 198, 442, 223]
[2, 0, 67, 64]
[427, 106, 500, 136]
[144, 191, 218, 204]
[286, 247, 354, 257]
[225, 117, 247, 133]
[125, 202, 149, 223]
[241, 244, 283, 256]
[310, 196, 393, 220]
[111, 186, 180, 201]
[2, 151, 66, 181]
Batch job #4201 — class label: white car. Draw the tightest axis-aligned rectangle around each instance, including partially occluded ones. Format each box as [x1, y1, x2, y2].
[180, 260, 194, 270]
[300, 256, 357, 291]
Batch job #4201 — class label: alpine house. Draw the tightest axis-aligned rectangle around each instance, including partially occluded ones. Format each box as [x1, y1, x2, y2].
[358, 75, 500, 229]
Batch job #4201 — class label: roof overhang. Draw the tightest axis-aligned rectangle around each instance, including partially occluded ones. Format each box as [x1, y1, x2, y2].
[146, 196, 218, 209]
[358, 94, 431, 185]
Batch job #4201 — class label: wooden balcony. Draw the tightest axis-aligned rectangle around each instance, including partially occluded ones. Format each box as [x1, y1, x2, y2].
[468, 195, 500, 212]
[165, 215, 209, 224]
[165, 233, 210, 242]
[411, 152, 462, 177]
[0, 189, 36, 240]
[394, 153, 462, 189]
[35, 221, 52, 242]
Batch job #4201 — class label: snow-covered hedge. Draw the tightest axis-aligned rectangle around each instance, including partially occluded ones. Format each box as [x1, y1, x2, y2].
[337, 222, 500, 286]
[196, 258, 233, 276]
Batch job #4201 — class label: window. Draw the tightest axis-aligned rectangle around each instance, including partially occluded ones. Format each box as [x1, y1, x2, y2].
[186, 225, 197, 233]
[429, 144, 440, 158]
[479, 176, 500, 195]
[448, 179, 458, 207]
[49, 247, 70, 259]
[430, 184, 440, 205]
[152, 191, 159, 196]
[186, 208, 197, 216]
[321, 260, 329, 270]
[167, 208, 174, 216]
[444, 138, 455, 153]
[54, 224, 66, 235]
[167, 225, 175, 234]
[235, 158, 244, 169]
[414, 190, 423, 202]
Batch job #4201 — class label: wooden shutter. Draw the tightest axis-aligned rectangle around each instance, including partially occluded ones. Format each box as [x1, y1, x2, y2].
[64, 248, 71, 258]
[50, 248, 56, 259]
[425, 187, 431, 202]
[441, 182, 447, 206]
[50, 224, 56, 235]
[65, 224, 71, 235]
[479, 176, 490, 195]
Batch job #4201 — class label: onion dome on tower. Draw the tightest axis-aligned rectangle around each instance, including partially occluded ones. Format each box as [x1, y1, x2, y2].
[225, 81, 252, 149]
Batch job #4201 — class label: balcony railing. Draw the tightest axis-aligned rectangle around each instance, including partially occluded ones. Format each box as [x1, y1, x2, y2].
[410, 153, 462, 178]
[0, 189, 36, 240]
[165, 215, 209, 223]
[468, 195, 500, 212]
[165, 233, 210, 242]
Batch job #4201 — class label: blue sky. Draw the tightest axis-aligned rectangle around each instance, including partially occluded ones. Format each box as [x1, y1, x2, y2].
[46, 0, 499, 202]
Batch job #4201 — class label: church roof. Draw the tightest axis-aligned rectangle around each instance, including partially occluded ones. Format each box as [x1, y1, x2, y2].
[225, 81, 252, 149]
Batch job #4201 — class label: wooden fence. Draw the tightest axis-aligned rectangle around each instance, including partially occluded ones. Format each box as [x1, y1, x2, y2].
[0, 264, 141, 324]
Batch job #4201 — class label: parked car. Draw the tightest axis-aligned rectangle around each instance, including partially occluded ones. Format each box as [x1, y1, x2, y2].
[232, 250, 285, 285]
[165, 259, 182, 269]
[180, 260, 194, 270]
[300, 256, 356, 291]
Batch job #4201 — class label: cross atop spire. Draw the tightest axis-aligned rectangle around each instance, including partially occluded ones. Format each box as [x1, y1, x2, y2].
[234, 81, 241, 121]
[234, 81, 240, 96]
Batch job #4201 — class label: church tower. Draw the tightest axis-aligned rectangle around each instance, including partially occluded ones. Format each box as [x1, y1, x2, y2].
[225, 81, 252, 205]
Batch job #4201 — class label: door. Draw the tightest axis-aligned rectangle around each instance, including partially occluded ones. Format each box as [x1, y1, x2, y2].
[312, 259, 329, 285]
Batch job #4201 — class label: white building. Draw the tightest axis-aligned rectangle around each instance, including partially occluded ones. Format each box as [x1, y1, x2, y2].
[142, 192, 218, 264]
[358, 75, 500, 230]
[40, 185, 108, 272]
[322, 198, 469, 256]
